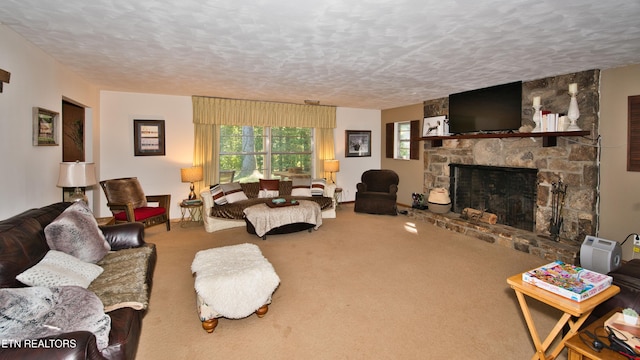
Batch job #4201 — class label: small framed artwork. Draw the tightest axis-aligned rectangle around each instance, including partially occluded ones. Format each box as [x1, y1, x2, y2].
[33, 107, 59, 146]
[422, 115, 448, 137]
[345, 130, 372, 157]
[134, 119, 165, 156]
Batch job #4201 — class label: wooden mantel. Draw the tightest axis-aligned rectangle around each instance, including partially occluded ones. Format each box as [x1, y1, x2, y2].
[420, 130, 591, 147]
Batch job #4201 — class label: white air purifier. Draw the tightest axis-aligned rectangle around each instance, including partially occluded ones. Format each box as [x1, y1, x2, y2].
[580, 235, 622, 274]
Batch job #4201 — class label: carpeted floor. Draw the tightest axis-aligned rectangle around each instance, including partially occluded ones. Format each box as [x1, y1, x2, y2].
[136, 204, 566, 359]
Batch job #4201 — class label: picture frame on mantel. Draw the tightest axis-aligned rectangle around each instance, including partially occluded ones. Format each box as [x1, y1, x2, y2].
[345, 130, 371, 157]
[134, 119, 165, 156]
[33, 107, 59, 146]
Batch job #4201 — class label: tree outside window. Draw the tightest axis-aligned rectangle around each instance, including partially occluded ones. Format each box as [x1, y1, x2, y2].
[220, 125, 313, 182]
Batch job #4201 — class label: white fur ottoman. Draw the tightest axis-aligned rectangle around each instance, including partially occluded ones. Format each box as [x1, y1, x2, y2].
[191, 243, 280, 333]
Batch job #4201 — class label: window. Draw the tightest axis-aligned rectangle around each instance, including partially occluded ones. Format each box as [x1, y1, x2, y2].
[395, 121, 411, 159]
[386, 120, 419, 160]
[220, 125, 313, 182]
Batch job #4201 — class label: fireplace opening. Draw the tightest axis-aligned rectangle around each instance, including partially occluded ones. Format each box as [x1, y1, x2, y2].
[449, 164, 538, 231]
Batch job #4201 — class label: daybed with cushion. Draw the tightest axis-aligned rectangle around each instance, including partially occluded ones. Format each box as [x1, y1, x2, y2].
[200, 178, 336, 233]
[0, 201, 156, 360]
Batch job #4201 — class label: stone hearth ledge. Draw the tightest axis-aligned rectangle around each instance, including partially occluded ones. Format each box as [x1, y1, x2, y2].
[407, 208, 579, 264]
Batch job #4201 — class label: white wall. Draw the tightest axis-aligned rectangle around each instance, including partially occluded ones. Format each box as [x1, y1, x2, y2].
[98, 94, 381, 218]
[334, 107, 382, 202]
[98, 92, 194, 218]
[0, 25, 100, 219]
[599, 63, 640, 260]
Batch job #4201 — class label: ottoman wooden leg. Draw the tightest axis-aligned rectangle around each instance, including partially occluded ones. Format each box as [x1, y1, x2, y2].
[256, 304, 269, 318]
[202, 318, 218, 333]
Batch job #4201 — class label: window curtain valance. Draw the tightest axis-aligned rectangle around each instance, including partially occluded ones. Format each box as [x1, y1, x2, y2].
[192, 96, 336, 128]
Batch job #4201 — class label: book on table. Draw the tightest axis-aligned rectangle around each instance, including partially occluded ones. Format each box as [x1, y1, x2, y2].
[522, 261, 612, 302]
[182, 199, 202, 205]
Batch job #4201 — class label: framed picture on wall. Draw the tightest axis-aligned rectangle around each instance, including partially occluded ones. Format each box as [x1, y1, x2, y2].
[33, 107, 59, 146]
[345, 130, 371, 157]
[134, 119, 165, 156]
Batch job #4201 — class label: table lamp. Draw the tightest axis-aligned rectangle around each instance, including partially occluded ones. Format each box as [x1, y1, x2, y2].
[324, 159, 340, 184]
[57, 161, 97, 204]
[181, 166, 203, 200]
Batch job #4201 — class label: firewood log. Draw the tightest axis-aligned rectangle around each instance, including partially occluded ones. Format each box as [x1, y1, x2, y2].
[462, 208, 497, 225]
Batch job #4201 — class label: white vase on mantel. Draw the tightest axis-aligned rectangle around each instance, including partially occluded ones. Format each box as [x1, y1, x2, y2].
[566, 95, 581, 131]
[532, 105, 542, 132]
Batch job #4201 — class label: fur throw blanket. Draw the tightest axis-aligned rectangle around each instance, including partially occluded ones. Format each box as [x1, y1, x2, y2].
[191, 243, 280, 319]
[0, 286, 111, 350]
[89, 245, 153, 312]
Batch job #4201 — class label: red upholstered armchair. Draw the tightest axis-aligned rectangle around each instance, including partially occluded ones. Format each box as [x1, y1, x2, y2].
[100, 177, 171, 231]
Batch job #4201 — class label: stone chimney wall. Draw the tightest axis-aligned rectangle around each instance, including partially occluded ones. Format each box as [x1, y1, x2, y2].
[422, 69, 600, 243]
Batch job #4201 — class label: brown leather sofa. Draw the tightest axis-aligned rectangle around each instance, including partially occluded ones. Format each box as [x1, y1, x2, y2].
[354, 169, 400, 215]
[0, 202, 156, 360]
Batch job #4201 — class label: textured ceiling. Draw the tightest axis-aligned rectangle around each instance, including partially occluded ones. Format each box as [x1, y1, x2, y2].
[1, 0, 639, 109]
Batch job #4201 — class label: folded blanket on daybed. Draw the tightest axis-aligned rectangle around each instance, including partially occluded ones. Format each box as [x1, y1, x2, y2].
[89, 245, 153, 312]
[0, 286, 111, 350]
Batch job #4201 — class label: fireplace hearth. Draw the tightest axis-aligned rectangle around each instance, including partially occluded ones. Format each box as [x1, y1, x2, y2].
[449, 164, 538, 232]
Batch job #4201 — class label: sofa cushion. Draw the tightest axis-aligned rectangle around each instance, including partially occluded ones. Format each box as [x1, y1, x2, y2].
[16, 250, 103, 288]
[311, 178, 327, 196]
[113, 206, 166, 221]
[292, 177, 312, 197]
[221, 182, 249, 203]
[258, 179, 280, 198]
[210, 184, 228, 205]
[44, 202, 111, 263]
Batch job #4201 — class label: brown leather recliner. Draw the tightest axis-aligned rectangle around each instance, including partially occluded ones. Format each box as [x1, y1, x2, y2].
[354, 169, 399, 215]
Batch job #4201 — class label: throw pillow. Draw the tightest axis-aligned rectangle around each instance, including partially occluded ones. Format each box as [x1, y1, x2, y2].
[291, 177, 312, 197]
[44, 202, 111, 263]
[16, 250, 104, 288]
[258, 179, 280, 198]
[210, 184, 227, 205]
[220, 182, 249, 204]
[311, 178, 327, 196]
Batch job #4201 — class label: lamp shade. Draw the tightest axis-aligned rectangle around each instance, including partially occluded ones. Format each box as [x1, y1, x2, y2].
[57, 162, 97, 188]
[181, 166, 203, 183]
[324, 159, 340, 173]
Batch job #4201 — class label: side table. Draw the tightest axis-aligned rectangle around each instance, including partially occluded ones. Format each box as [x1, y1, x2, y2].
[180, 201, 203, 227]
[565, 308, 629, 360]
[334, 187, 343, 209]
[507, 273, 620, 360]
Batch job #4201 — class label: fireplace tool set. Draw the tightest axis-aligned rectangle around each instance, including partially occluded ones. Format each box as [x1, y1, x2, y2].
[550, 181, 567, 241]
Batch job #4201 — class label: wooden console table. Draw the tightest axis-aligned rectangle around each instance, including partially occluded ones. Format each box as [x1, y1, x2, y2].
[507, 273, 620, 360]
[422, 130, 590, 148]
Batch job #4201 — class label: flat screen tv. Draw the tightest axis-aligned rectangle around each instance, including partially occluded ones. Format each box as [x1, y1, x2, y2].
[448, 81, 522, 134]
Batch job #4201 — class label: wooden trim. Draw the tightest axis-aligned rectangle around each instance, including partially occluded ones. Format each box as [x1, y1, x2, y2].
[0, 69, 10, 83]
[410, 120, 420, 160]
[628, 95, 640, 171]
[385, 122, 393, 158]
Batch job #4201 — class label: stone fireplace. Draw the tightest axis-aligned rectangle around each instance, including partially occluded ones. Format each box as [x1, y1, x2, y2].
[409, 69, 600, 263]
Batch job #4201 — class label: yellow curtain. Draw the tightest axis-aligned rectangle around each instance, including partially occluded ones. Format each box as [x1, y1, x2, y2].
[193, 123, 218, 191]
[192, 96, 336, 128]
[192, 96, 336, 184]
[315, 128, 335, 179]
